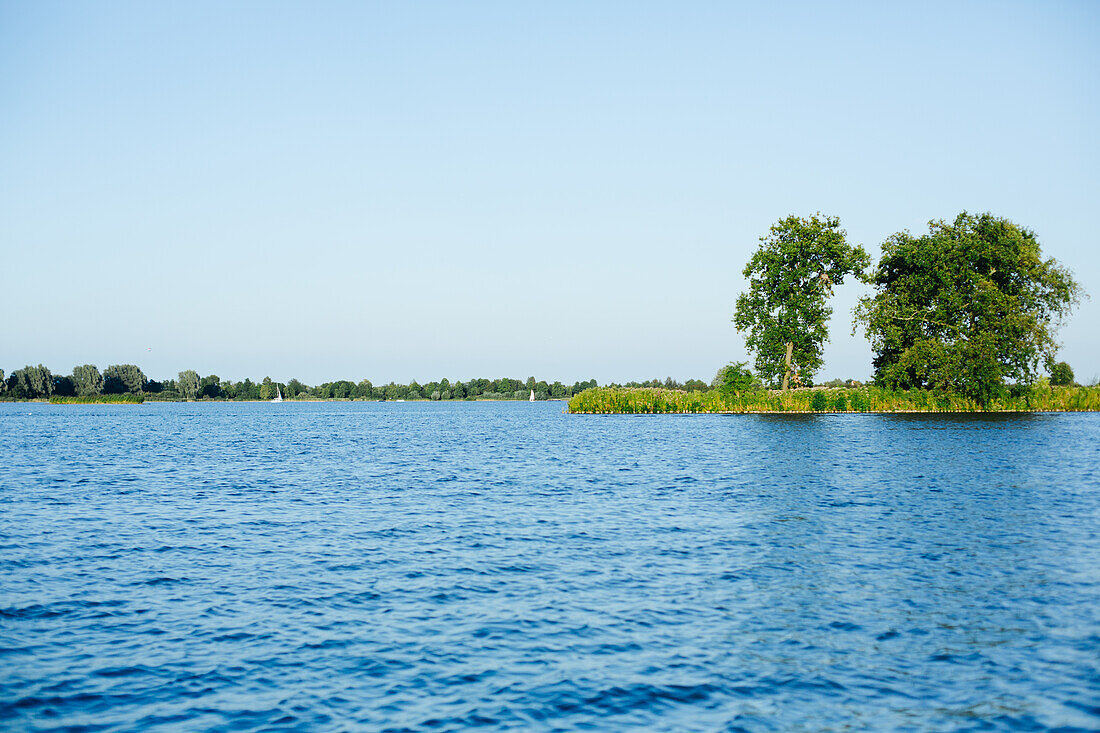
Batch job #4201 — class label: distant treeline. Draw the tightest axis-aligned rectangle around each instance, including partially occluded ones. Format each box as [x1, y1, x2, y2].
[0, 363, 723, 402]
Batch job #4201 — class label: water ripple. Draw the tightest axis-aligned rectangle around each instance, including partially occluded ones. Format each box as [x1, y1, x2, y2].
[1, 403, 1098, 731]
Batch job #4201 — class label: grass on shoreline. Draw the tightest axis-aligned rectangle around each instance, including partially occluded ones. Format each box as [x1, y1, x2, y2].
[49, 394, 145, 404]
[567, 385, 1100, 414]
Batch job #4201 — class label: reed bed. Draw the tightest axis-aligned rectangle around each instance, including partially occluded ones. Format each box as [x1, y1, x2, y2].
[49, 394, 145, 404]
[568, 386, 1100, 414]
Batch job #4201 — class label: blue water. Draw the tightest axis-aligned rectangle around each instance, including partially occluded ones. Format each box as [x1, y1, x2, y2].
[1, 402, 1099, 731]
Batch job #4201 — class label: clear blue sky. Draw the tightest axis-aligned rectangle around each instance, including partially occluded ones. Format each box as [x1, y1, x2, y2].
[2, 1, 1098, 385]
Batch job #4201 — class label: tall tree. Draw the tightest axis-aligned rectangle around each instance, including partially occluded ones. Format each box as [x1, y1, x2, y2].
[178, 370, 201, 400]
[734, 214, 870, 388]
[104, 364, 146, 394]
[9, 365, 53, 398]
[854, 212, 1081, 404]
[199, 375, 222, 399]
[71, 365, 104, 396]
[52, 375, 76, 397]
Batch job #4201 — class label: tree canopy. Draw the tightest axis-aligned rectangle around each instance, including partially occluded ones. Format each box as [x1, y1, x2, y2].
[177, 370, 201, 400]
[854, 212, 1081, 404]
[6, 365, 54, 398]
[734, 214, 869, 388]
[1049, 361, 1074, 387]
[72, 365, 104, 396]
[104, 364, 146, 394]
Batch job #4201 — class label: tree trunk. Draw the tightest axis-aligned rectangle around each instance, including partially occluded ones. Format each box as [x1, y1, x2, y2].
[781, 341, 793, 391]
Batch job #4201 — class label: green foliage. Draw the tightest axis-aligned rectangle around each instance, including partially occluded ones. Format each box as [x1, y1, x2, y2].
[199, 374, 222, 399]
[734, 214, 870, 388]
[8, 365, 53, 398]
[71, 364, 104, 396]
[849, 390, 868, 411]
[715, 362, 760, 396]
[568, 385, 1100, 414]
[1049, 361, 1074, 387]
[328, 380, 355, 399]
[177, 370, 201, 400]
[104, 364, 146, 394]
[855, 212, 1081, 405]
[52, 375, 75, 396]
[50, 393, 144, 404]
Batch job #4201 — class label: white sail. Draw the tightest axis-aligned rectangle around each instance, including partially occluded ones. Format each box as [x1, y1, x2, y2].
[272, 385, 283, 402]
[529, 390, 535, 402]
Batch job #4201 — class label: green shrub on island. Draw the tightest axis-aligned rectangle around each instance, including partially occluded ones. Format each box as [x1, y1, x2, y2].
[568, 385, 1100, 414]
[50, 394, 144, 404]
[715, 362, 763, 396]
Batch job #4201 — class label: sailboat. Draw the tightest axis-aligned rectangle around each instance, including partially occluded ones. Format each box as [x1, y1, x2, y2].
[529, 389, 535, 402]
[272, 385, 283, 403]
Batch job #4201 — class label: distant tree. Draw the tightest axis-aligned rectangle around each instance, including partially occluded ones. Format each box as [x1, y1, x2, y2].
[260, 377, 274, 401]
[178, 370, 201, 400]
[199, 375, 222, 399]
[735, 214, 870, 389]
[0, 370, 6, 396]
[571, 379, 597, 395]
[330, 380, 355, 398]
[237, 377, 259, 400]
[52, 375, 76, 396]
[1049, 361, 1075, 387]
[71, 364, 104, 396]
[104, 364, 146, 394]
[855, 213, 1081, 404]
[354, 379, 372, 399]
[34, 365, 53, 397]
[6, 371, 24, 398]
[10, 365, 54, 398]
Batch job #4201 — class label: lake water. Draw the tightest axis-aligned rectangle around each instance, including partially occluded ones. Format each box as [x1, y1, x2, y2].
[2, 402, 1098, 731]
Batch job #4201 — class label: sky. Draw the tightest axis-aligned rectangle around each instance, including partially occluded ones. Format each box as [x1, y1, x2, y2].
[2, 1, 1098, 385]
